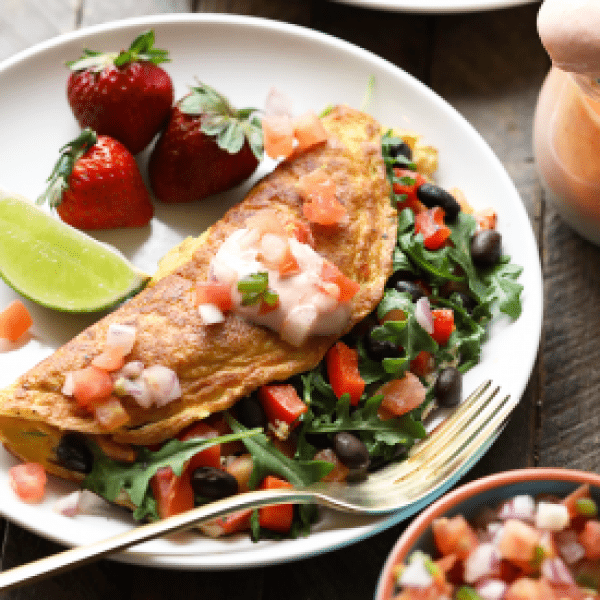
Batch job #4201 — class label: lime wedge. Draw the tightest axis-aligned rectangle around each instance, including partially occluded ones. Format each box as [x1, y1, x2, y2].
[0, 194, 150, 312]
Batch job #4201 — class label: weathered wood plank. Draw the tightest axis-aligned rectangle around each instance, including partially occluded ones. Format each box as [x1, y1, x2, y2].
[428, 5, 548, 474]
[79, 0, 192, 27]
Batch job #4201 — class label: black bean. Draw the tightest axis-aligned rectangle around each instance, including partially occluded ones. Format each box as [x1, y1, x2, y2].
[56, 433, 94, 474]
[364, 328, 401, 362]
[386, 269, 417, 290]
[452, 291, 477, 315]
[393, 279, 425, 302]
[389, 141, 413, 162]
[191, 467, 239, 501]
[236, 394, 266, 429]
[332, 432, 370, 473]
[471, 230, 502, 267]
[416, 183, 461, 222]
[434, 367, 462, 407]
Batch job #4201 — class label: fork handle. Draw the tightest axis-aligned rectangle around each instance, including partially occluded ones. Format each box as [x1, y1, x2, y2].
[0, 488, 316, 592]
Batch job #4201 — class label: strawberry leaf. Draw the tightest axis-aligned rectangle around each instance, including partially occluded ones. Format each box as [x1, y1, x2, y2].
[179, 82, 264, 158]
[36, 128, 98, 210]
[67, 29, 169, 72]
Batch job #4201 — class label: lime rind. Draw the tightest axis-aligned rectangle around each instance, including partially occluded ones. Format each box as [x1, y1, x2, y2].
[0, 194, 150, 313]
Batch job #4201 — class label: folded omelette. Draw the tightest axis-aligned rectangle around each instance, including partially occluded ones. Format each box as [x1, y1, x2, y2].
[0, 105, 396, 483]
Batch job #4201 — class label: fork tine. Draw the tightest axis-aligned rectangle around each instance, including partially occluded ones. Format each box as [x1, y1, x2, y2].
[395, 388, 512, 498]
[367, 380, 495, 484]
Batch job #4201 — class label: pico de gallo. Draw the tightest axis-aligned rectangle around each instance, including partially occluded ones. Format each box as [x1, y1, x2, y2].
[9, 121, 524, 542]
[389, 484, 600, 600]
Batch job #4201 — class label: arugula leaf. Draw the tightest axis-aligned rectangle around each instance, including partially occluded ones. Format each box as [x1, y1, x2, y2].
[225, 413, 333, 489]
[83, 429, 262, 521]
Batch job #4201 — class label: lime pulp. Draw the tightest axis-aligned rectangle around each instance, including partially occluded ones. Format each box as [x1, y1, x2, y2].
[0, 195, 150, 312]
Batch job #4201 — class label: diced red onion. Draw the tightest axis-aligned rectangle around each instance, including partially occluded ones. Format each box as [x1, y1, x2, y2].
[106, 323, 136, 356]
[475, 578, 507, 600]
[541, 556, 576, 586]
[53, 490, 83, 517]
[260, 234, 288, 265]
[265, 87, 293, 117]
[463, 542, 501, 583]
[415, 297, 434, 334]
[399, 553, 433, 589]
[311, 291, 339, 314]
[497, 494, 535, 522]
[535, 501, 570, 531]
[488, 522, 504, 546]
[53, 490, 107, 517]
[120, 360, 145, 379]
[142, 365, 182, 407]
[198, 303, 225, 325]
[280, 304, 318, 347]
[556, 529, 586, 564]
[114, 375, 153, 408]
[61, 372, 75, 396]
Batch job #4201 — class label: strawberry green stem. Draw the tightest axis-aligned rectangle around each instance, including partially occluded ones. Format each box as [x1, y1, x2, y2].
[37, 128, 97, 210]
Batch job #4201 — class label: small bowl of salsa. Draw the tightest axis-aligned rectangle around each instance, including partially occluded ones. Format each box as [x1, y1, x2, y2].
[375, 468, 600, 600]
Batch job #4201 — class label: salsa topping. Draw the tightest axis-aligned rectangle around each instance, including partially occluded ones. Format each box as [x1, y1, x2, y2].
[205, 219, 359, 346]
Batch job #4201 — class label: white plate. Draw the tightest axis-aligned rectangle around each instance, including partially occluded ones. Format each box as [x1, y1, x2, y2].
[330, 0, 537, 13]
[0, 14, 542, 569]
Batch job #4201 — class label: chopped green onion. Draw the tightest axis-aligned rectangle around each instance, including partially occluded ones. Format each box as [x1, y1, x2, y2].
[237, 272, 279, 307]
[576, 497, 598, 517]
[455, 586, 484, 600]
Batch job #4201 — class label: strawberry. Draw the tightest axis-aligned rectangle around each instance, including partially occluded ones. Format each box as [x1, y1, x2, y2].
[37, 128, 154, 230]
[148, 82, 263, 203]
[66, 30, 174, 155]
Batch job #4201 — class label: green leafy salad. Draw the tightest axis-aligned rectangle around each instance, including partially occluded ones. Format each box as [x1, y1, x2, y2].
[82, 130, 523, 541]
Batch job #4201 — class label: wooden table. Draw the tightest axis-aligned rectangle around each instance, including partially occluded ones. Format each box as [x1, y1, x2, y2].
[3, 0, 597, 598]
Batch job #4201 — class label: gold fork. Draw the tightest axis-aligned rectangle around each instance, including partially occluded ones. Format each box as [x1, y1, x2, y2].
[0, 380, 511, 591]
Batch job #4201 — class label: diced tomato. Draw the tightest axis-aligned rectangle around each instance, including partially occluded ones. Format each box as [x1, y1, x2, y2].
[393, 168, 427, 213]
[150, 466, 195, 520]
[431, 308, 455, 346]
[91, 346, 126, 372]
[93, 396, 130, 430]
[415, 207, 452, 250]
[0, 299, 32, 341]
[410, 350, 434, 378]
[497, 519, 541, 564]
[326, 341, 365, 406]
[199, 508, 253, 537]
[258, 384, 308, 427]
[475, 207, 497, 230]
[225, 454, 253, 493]
[258, 475, 294, 534]
[178, 422, 221, 471]
[297, 169, 347, 226]
[504, 576, 556, 600]
[262, 114, 295, 160]
[70, 365, 114, 407]
[9, 462, 46, 503]
[376, 372, 427, 418]
[195, 282, 233, 312]
[247, 209, 285, 237]
[579, 520, 600, 559]
[292, 111, 328, 153]
[432, 515, 479, 560]
[290, 219, 314, 247]
[313, 448, 350, 483]
[320, 260, 360, 302]
[277, 247, 301, 277]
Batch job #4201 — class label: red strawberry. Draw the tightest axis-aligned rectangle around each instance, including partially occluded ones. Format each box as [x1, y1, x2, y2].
[148, 82, 263, 203]
[66, 30, 174, 155]
[37, 128, 154, 230]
